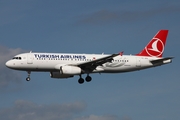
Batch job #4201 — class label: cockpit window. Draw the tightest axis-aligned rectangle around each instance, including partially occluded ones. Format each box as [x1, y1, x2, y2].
[12, 57, 22, 60]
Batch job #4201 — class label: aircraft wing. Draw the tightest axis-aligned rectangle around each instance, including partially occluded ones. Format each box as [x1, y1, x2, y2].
[77, 53, 121, 72]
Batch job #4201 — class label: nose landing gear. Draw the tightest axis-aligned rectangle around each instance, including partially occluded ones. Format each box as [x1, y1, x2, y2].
[26, 71, 31, 81]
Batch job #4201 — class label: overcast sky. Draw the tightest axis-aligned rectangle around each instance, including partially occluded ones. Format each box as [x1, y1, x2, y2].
[0, 0, 180, 120]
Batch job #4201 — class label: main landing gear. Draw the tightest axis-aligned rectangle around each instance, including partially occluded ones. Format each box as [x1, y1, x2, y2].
[25, 71, 92, 84]
[26, 71, 31, 81]
[78, 74, 92, 84]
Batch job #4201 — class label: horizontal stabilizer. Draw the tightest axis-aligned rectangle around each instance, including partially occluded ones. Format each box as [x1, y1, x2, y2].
[150, 57, 174, 65]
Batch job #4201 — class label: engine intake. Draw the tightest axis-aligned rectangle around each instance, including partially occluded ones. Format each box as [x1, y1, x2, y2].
[60, 66, 82, 75]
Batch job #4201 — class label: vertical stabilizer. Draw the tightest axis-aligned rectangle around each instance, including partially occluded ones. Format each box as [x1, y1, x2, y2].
[136, 30, 168, 57]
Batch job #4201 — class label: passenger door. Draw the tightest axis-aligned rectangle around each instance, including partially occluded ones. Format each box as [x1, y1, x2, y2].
[27, 54, 33, 64]
[136, 58, 141, 67]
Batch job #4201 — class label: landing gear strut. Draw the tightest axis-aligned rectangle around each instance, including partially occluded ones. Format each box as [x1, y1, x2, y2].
[26, 71, 31, 81]
[78, 75, 84, 84]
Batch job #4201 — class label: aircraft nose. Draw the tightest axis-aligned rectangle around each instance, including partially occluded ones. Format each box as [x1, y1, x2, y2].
[5, 60, 12, 68]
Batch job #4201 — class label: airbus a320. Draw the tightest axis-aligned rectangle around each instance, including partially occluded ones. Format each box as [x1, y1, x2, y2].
[6, 30, 173, 84]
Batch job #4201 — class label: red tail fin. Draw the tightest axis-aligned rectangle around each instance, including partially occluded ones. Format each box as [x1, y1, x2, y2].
[136, 30, 168, 57]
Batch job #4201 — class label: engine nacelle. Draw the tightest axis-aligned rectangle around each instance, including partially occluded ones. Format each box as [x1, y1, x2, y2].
[50, 72, 73, 78]
[60, 66, 82, 75]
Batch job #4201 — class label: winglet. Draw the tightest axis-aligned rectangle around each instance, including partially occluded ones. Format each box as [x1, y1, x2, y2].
[136, 30, 168, 57]
[119, 51, 124, 56]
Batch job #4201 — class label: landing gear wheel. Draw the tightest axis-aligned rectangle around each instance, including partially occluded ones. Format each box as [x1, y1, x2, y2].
[85, 76, 92, 82]
[26, 77, 30, 81]
[78, 78, 84, 84]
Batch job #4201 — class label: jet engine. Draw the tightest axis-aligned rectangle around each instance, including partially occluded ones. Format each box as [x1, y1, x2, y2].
[60, 66, 82, 75]
[50, 72, 74, 78]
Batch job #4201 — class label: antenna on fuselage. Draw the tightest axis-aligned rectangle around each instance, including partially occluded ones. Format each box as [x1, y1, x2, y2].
[30, 51, 32, 53]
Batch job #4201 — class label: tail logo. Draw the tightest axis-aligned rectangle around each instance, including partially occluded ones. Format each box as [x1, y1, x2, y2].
[145, 38, 164, 57]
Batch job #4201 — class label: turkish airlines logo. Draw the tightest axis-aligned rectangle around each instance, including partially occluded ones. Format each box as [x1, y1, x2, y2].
[145, 38, 164, 57]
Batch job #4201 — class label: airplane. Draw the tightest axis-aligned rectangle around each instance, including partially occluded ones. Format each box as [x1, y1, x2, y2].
[5, 30, 173, 84]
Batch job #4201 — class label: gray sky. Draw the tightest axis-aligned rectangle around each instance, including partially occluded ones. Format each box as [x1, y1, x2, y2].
[0, 0, 179, 120]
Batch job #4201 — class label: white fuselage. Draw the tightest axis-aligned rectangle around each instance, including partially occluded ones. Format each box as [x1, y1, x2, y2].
[6, 52, 166, 73]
